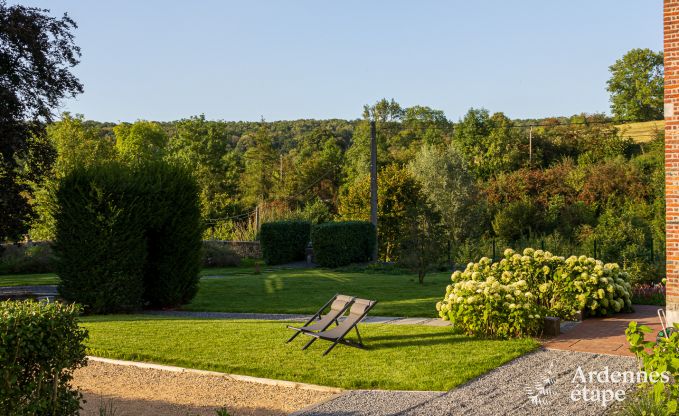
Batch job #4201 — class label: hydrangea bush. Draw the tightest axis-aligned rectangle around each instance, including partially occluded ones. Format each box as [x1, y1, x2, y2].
[436, 248, 633, 337]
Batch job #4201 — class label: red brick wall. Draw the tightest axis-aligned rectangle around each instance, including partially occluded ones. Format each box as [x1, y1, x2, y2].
[665, 0, 679, 324]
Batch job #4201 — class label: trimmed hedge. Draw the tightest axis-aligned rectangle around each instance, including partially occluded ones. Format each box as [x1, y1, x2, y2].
[0, 300, 88, 415]
[53, 161, 202, 313]
[311, 221, 376, 268]
[260, 221, 311, 265]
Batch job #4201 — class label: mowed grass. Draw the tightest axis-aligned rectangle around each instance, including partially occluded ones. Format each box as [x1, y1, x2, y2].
[0, 267, 451, 318]
[188, 268, 451, 317]
[0, 267, 250, 286]
[81, 315, 538, 391]
[0, 273, 59, 286]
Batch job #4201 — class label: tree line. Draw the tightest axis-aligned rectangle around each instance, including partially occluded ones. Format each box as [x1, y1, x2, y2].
[0, 2, 665, 282]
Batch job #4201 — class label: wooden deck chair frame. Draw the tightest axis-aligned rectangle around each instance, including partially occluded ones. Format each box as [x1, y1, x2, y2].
[285, 294, 354, 343]
[301, 298, 377, 356]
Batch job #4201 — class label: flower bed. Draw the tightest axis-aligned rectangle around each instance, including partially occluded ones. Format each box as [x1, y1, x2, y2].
[436, 248, 633, 337]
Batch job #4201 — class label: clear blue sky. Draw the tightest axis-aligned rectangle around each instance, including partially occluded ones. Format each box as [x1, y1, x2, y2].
[21, 1, 662, 122]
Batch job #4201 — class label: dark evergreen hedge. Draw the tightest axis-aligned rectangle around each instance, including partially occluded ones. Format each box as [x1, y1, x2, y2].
[52, 161, 201, 313]
[311, 221, 376, 268]
[259, 221, 311, 265]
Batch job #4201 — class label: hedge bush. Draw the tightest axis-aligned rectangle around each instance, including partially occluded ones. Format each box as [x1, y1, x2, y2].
[0, 243, 55, 274]
[311, 221, 376, 268]
[0, 300, 88, 416]
[259, 221, 311, 265]
[436, 248, 633, 338]
[202, 241, 241, 267]
[53, 161, 202, 313]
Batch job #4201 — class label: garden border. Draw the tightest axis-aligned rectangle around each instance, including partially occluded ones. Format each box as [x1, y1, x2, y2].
[85, 356, 344, 393]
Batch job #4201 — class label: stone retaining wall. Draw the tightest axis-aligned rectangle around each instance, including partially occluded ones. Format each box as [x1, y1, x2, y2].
[207, 240, 261, 259]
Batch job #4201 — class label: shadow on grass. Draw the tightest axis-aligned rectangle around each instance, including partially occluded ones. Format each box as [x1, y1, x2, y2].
[316, 331, 468, 350]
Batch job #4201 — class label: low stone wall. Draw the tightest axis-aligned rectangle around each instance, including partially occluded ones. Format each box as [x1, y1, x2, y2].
[207, 240, 261, 259]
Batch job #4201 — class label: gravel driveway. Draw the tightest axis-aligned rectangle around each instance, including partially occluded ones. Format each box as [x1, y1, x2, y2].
[294, 349, 638, 416]
[74, 360, 338, 416]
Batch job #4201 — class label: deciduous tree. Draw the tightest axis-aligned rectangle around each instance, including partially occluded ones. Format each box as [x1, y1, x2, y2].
[0, 1, 82, 241]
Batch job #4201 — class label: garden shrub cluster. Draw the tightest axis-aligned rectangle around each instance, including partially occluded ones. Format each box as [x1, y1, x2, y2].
[436, 248, 633, 337]
[0, 300, 88, 416]
[0, 243, 55, 274]
[53, 161, 202, 313]
[202, 241, 241, 267]
[311, 221, 376, 268]
[259, 221, 311, 265]
[625, 321, 679, 414]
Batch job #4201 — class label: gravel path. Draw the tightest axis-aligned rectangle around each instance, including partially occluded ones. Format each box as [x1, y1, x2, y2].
[295, 349, 638, 416]
[0, 284, 57, 301]
[145, 310, 453, 326]
[74, 360, 337, 416]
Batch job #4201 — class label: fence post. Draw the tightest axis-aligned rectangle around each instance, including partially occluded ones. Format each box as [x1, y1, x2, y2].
[447, 239, 451, 268]
[492, 238, 496, 261]
[594, 239, 598, 259]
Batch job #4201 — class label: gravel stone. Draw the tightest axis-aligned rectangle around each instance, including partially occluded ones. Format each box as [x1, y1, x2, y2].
[74, 359, 336, 416]
[295, 349, 637, 416]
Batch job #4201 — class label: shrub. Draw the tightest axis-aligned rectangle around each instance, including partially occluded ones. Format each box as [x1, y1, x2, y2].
[0, 300, 88, 415]
[437, 248, 633, 337]
[625, 321, 679, 414]
[311, 221, 376, 268]
[631, 281, 666, 306]
[53, 161, 202, 313]
[202, 241, 241, 267]
[0, 243, 55, 274]
[259, 221, 311, 265]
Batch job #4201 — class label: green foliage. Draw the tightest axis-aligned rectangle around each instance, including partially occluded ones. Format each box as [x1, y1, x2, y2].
[580, 201, 656, 284]
[0, 2, 83, 243]
[625, 321, 679, 415]
[607, 48, 664, 122]
[615, 390, 670, 416]
[0, 300, 88, 416]
[492, 200, 542, 242]
[452, 109, 523, 178]
[240, 123, 279, 206]
[0, 244, 55, 274]
[311, 221, 376, 268]
[437, 248, 633, 337]
[339, 164, 420, 261]
[167, 115, 243, 220]
[114, 120, 168, 164]
[202, 241, 241, 268]
[397, 199, 445, 283]
[409, 143, 479, 243]
[259, 221, 311, 265]
[53, 161, 202, 313]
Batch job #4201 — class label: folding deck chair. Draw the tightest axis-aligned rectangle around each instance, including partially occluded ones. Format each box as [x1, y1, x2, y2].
[300, 298, 377, 356]
[285, 294, 354, 343]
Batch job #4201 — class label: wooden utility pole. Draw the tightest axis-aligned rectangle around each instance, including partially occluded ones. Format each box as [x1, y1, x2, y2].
[529, 126, 533, 166]
[370, 120, 378, 261]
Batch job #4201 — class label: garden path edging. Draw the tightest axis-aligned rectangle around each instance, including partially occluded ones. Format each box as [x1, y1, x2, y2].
[85, 356, 344, 393]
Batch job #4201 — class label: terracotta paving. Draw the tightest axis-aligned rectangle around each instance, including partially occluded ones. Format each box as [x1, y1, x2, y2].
[544, 304, 665, 357]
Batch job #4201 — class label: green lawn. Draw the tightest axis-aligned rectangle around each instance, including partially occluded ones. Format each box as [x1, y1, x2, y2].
[0, 273, 59, 286]
[81, 315, 538, 391]
[0, 267, 450, 317]
[188, 268, 450, 317]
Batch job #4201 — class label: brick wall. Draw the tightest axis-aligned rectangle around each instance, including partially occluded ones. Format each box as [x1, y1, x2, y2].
[665, 0, 679, 324]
